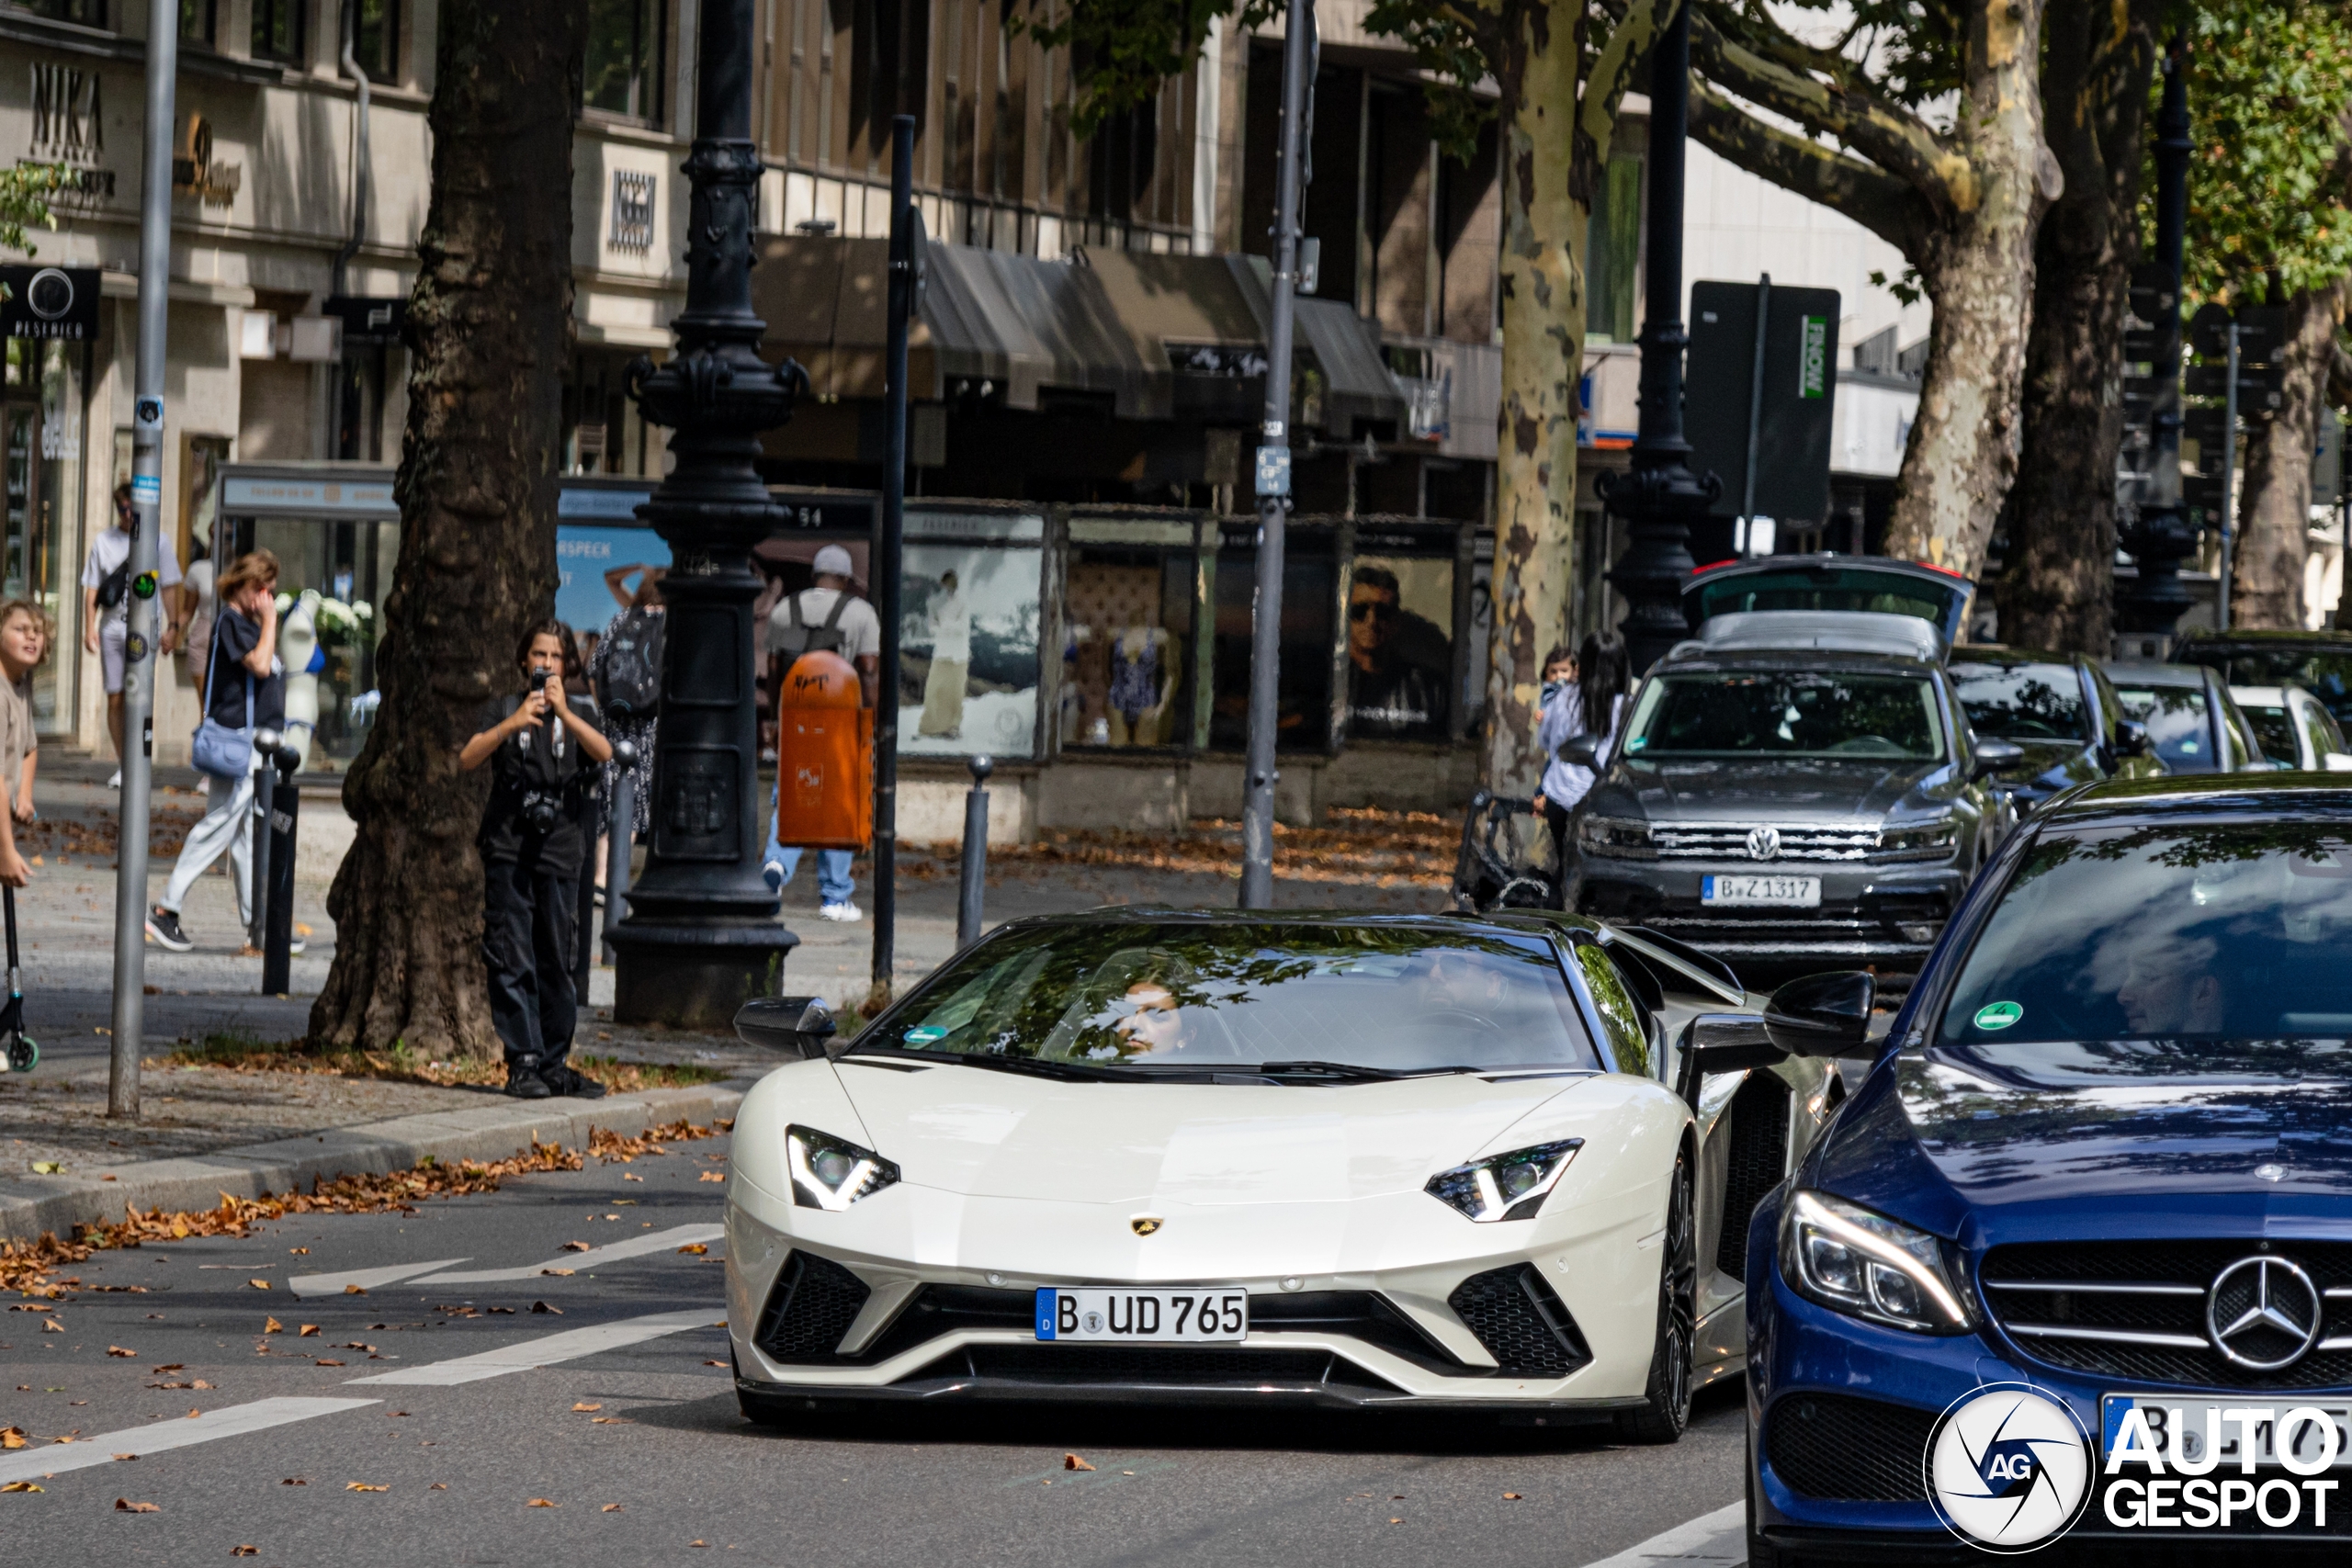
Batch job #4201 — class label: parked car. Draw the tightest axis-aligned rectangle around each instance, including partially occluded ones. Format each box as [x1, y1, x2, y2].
[1947, 646, 2159, 811]
[723, 911, 1839, 1436]
[1682, 554, 1976, 651]
[2173, 627, 2352, 730]
[1570, 610, 2019, 973]
[2102, 659, 2269, 773]
[1740, 772, 2352, 1560]
[2229, 682, 2352, 772]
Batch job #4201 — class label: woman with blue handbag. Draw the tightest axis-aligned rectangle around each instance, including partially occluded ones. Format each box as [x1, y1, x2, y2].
[146, 550, 281, 953]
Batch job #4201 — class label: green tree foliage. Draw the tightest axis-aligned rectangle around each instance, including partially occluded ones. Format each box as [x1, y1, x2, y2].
[2173, 0, 2352, 302]
[0, 164, 63, 259]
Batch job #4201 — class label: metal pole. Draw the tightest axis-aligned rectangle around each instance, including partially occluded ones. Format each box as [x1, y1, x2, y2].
[956, 754, 990, 949]
[1601, 0, 1717, 673]
[247, 733, 278, 953]
[109, 0, 179, 1119]
[1239, 0, 1313, 909]
[261, 750, 297, 997]
[1740, 273, 1770, 554]
[2218, 321, 2239, 632]
[600, 738, 635, 964]
[872, 115, 912, 1002]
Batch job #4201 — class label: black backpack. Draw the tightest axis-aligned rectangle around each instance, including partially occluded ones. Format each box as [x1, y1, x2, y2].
[598, 607, 665, 719]
[96, 557, 130, 610]
[773, 591, 851, 658]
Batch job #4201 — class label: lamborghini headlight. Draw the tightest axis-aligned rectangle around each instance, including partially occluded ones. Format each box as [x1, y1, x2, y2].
[785, 1125, 900, 1211]
[1780, 1189, 1974, 1333]
[1578, 816, 1656, 860]
[1424, 1139, 1584, 1223]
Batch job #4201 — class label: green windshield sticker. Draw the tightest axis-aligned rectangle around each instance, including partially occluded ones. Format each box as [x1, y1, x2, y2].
[1973, 1001, 2023, 1032]
[904, 1026, 948, 1044]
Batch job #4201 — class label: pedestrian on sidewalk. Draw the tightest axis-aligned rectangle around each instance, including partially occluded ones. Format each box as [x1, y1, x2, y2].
[460, 620, 614, 1100]
[764, 544, 880, 921]
[592, 564, 664, 844]
[81, 481, 184, 790]
[1532, 633, 1629, 911]
[145, 551, 282, 952]
[0, 598, 51, 888]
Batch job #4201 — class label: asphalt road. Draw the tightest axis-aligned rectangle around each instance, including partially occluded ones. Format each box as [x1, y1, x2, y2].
[0, 1125, 1745, 1568]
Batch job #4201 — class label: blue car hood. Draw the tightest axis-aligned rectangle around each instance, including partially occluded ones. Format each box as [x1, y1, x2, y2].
[1811, 1041, 2352, 1241]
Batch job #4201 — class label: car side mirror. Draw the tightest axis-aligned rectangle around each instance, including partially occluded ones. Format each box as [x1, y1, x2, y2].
[1970, 737, 2025, 781]
[1556, 734, 1600, 769]
[1671, 1012, 1786, 1111]
[735, 995, 838, 1058]
[1763, 971, 1875, 1057]
[2113, 719, 2152, 759]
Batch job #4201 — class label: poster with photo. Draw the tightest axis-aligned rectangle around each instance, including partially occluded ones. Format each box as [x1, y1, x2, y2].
[1345, 554, 1453, 740]
[898, 541, 1043, 758]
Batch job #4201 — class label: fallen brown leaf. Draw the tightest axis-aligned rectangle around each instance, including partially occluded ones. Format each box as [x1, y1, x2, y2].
[703, 1359, 727, 1367]
[602, 1503, 623, 1512]
[540, 1269, 575, 1278]
[247, 1280, 270, 1291]
[591, 1416, 632, 1425]
[345, 1482, 386, 1492]
[621, 1173, 644, 1181]
[233, 1548, 258, 1557]
[151, 1364, 184, 1373]
[430, 1483, 447, 1490]
[1064, 1454, 1094, 1472]
[280, 1478, 305, 1486]
[698, 1171, 726, 1183]
[0, 1427, 23, 1450]
[0, 1481, 39, 1492]
[677, 1244, 708, 1255]
[313, 1359, 345, 1367]
[288, 1247, 308, 1255]
[343, 1284, 366, 1296]
[262, 1318, 282, 1334]
[187, 1409, 200, 1419]
[298, 1325, 319, 1337]
[1503, 1492, 1522, 1500]
[531, 1301, 562, 1314]
[192, 1381, 213, 1390]
[488, 1305, 516, 1314]
[40, 1319, 62, 1332]
[572, 1403, 602, 1412]
[526, 1497, 557, 1507]
[114, 1498, 159, 1512]
[105, 1347, 135, 1358]
[111, 1453, 136, 1461]
[690, 1542, 708, 1549]
[560, 1241, 592, 1253]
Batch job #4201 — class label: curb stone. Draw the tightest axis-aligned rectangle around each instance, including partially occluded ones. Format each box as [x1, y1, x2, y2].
[0, 1078, 762, 1245]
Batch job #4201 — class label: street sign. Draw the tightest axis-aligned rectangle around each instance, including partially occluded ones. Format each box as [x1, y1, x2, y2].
[2183, 469, 2227, 511]
[2183, 362, 2283, 410]
[1686, 279, 1842, 524]
[0, 265, 100, 341]
[2127, 261, 2178, 323]
[2182, 406, 2231, 469]
[2188, 302, 2284, 360]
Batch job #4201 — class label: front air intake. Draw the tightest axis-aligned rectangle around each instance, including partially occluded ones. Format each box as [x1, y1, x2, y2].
[1446, 1264, 1591, 1378]
[753, 1250, 872, 1363]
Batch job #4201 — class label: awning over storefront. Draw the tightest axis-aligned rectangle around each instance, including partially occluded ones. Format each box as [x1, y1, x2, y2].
[751, 236, 1408, 435]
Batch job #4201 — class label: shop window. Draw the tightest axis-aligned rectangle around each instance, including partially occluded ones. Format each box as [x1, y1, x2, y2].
[1345, 538, 1455, 743]
[584, 0, 665, 122]
[6, 340, 83, 734]
[1208, 520, 1333, 752]
[899, 510, 1045, 760]
[250, 0, 302, 62]
[353, 0, 398, 79]
[179, 0, 212, 44]
[1586, 154, 1642, 344]
[1061, 519, 1197, 751]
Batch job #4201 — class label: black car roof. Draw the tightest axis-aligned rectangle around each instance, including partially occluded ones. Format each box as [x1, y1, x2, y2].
[2044, 772, 2352, 825]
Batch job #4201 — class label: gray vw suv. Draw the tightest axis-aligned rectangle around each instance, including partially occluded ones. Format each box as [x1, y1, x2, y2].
[1570, 610, 2017, 975]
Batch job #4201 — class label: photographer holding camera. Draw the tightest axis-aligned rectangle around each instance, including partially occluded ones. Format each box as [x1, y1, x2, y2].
[460, 620, 614, 1100]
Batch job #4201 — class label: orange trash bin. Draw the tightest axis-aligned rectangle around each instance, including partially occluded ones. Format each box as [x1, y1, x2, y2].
[774, 649, 874, 851]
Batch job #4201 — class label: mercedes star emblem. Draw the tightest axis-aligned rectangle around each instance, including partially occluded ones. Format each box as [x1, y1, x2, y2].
[1745, 826, 1782, 862]
[2207, 1255, 2324, 1371]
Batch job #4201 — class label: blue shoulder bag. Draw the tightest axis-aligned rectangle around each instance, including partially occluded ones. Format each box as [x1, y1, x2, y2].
[191, 623, 254, 779]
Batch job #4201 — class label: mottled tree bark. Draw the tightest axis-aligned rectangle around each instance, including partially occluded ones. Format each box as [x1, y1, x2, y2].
[2233, 283, 2344, 629]
[310, 0, 582, 1055]
[1994, 2, 2158, 654]
[1480, 0, 1670, 790]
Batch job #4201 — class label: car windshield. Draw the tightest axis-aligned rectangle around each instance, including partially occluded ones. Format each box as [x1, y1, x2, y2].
[862, 923, 1600, 1075]
[1937, 822, 2352, 1062]
[2113, 684, 2215, 772]
[1623, 672, 1944, 760]
[2182, 647, 2352, 729]
[1951, 661, 2087, 743]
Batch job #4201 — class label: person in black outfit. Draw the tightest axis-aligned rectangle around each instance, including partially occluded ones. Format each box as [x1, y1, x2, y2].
[460, 620, 615, 1100]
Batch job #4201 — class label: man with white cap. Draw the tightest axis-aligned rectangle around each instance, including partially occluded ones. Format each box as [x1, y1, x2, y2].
[765, 543, 881, 920]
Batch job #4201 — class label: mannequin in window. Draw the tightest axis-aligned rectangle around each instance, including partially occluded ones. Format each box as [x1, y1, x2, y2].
[1106, 622, 1179, 747]
[917, 569, 970, 739]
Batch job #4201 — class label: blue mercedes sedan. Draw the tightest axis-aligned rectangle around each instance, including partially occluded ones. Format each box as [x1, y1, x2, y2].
[1736, 773, 2352, 1562]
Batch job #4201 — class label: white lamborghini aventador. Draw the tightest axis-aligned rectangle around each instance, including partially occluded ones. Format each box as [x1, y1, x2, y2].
[722, 909, 1847, 1439]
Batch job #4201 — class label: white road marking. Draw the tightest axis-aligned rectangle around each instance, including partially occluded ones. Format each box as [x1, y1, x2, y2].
[287, 1258, 471, 1298]
[345, 1307, 721, 1386]
[0, 1398, 379, 1484]
[405, 1224, 724, 1284]
[1576, 1502, 1745, 1568]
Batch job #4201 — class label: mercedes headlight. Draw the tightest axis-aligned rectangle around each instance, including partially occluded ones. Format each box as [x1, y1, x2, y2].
[1780, 1189, 1974, 1333]
[785, 1125, 900, 1211]
[1578, 816, 1656, 860]
[1425, 1139, 1584, 1222]
[1877, 818, 1959, 858]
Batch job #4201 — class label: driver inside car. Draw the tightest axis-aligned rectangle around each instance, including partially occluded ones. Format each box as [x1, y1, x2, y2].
[2116, 951, 2228, 1037]
[1112, 980, 1189, 1058]
[1423, 948, 1513, 1017]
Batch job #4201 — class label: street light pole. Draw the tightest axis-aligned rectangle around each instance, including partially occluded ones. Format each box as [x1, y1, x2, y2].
[2115, 33, 2196, 648]
[1238, 0, 1312, 909]
[108, 0, 180, 1119]
[871, 115, 912, 1007]
[611, 0, 808, 1028]
[1601, 0, 1718, 674]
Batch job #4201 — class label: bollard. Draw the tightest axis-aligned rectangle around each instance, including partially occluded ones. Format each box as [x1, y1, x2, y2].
[247, 728, 282, 953]
[956, 754, 991, 950]
[601, 739, 637, 965]
[261, 744, 300, 996]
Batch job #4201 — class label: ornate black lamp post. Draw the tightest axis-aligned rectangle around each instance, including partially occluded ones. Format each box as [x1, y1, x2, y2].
[609, 0, 808, 1028]
[2114, 35, 2195, 650]
[1601, 0, 1721, 673]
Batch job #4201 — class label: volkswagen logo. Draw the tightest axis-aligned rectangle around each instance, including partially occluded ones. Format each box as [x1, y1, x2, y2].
[1745, 825, 1781, 862]
[2207, 1256, 2323, 1371]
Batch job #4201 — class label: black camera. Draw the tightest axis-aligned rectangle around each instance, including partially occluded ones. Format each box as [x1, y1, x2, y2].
[519, 789, 563, 835]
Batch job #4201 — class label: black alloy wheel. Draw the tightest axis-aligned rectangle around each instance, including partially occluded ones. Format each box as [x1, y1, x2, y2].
[1615, 1142, 1697, 1444]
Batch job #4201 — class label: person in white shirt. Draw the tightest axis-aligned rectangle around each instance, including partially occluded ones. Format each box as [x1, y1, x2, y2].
[763, 543, 880, 920]
[81, 482, 184, 786]
[1532, 633, 1629, 909]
